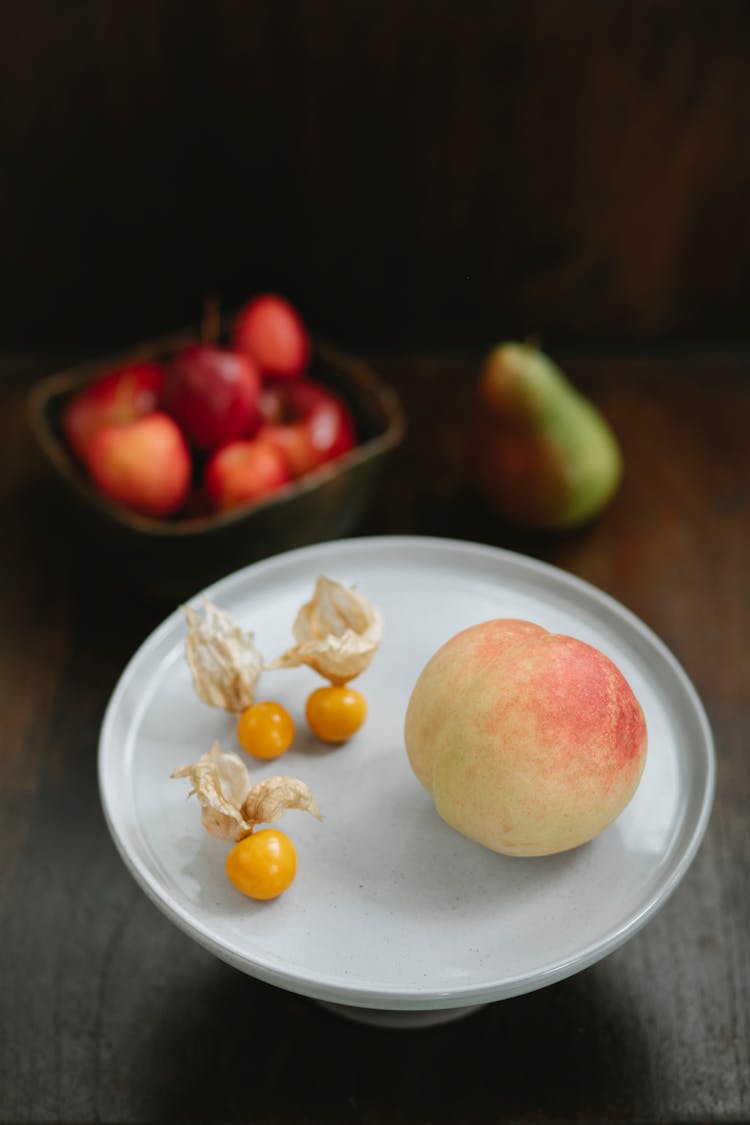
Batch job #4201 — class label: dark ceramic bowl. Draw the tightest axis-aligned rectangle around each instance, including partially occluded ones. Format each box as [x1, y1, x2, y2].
[28, 330, 405, 601]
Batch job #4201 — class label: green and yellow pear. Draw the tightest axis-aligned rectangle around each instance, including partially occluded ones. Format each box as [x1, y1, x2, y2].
[473, 342, 623, 529]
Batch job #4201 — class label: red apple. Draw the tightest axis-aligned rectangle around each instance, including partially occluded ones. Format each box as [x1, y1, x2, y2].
[62, 362, 164, 464]
[205, 437, 292, 511]
[232, 294, 310, 379]
[256, 379, 356, 477]
[86, 412, 192, 518]
[163, 344, 261, 450]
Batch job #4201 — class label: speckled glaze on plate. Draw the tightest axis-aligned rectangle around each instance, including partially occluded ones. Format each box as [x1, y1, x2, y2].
[98, 536, 715, 1026]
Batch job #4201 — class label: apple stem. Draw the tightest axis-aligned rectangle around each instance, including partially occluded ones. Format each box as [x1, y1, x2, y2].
[202, 296, 221, 346]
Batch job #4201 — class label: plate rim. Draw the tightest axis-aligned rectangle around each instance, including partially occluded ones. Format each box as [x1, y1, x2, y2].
[98, 534, 716, 1011]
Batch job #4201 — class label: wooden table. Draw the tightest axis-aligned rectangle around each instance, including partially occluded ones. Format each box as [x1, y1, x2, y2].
[1, 353, 747, 1123]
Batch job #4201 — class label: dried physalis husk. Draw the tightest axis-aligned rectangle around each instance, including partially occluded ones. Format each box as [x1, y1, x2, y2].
[171, 742, 321, 842]
[183, 599, 263, 713]
[267, 575, 383, 684]
[241, 775, 321, 827]
[172, 742, 254, 840]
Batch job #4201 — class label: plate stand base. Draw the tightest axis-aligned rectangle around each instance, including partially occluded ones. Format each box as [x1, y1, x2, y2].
[317, 1000, 487, 1029]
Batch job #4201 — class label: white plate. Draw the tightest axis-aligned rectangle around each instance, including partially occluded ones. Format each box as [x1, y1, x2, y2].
[99, 536, 715, 1017]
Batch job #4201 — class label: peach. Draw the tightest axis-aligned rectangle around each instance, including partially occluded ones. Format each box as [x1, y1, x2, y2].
[404, 619, 647, 856]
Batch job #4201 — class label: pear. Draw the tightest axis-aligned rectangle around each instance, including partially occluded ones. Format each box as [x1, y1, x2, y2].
[472, 342, 623, 529]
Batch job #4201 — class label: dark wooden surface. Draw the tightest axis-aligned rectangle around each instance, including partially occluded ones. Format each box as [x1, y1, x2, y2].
[2, 1, 750, 352]
[1, 352, 748, 1123]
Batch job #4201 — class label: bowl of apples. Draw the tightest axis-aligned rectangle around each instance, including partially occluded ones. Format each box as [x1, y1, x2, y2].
[28, 295, 405, 600]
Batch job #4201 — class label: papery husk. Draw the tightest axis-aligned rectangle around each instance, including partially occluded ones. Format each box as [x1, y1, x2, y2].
[267, 576, 383, 684]
[172, 742, 255, 840]
[241, 776, 321, 826]
[172, 742, 321, 842]
[184, 599, 263, 713]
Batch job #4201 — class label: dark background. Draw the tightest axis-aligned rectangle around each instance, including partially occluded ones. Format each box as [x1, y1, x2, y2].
[3, 0, 749, 357]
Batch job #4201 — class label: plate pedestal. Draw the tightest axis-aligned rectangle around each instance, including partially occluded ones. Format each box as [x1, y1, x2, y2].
[317, 1000, 487, 1029]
